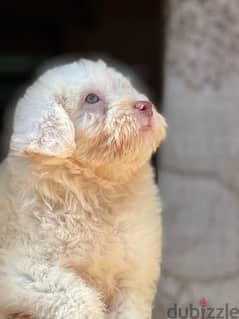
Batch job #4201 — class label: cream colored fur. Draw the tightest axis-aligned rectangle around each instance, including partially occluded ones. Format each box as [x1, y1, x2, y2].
[0, 59, 167, 319]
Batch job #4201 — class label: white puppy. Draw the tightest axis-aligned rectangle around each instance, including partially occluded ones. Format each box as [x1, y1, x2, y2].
[0, 59, 167, 319]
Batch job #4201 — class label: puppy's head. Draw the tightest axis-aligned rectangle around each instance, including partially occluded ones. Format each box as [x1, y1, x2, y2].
[11, 59, 166, 175]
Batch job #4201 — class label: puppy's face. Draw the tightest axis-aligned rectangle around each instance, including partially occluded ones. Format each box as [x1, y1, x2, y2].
[11, 60, 166, 173]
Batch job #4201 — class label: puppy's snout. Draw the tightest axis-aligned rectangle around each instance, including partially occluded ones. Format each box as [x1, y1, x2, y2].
[134, 101, 153, 117]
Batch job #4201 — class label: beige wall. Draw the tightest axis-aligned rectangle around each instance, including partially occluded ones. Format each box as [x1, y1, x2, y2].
[154, 1, 239, 317]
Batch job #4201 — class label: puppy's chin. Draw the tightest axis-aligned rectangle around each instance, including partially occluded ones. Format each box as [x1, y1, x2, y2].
[111, 109, 166, 148]
[74, 111, 166, 172]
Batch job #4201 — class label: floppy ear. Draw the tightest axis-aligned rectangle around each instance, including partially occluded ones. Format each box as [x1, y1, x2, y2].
[10, 83, 75, 158]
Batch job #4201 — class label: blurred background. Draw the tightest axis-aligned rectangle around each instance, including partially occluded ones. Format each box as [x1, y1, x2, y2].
[1, 0, 239, 318]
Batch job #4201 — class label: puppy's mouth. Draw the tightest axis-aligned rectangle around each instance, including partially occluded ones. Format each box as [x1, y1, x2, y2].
[135, 111, 153, 131]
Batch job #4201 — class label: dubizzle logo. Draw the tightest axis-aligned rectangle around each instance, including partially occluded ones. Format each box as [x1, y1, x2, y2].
[167, 298, 239, 319]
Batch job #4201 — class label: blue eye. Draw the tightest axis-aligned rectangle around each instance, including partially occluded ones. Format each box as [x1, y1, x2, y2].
[85, 93, 100, 104]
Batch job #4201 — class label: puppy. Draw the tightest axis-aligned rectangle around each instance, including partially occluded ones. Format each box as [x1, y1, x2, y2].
[0, 60, 167, 319]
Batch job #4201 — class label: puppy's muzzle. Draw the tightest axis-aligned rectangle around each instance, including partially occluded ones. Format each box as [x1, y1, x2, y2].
[134, 101, 153, 118]
[133, 101, 153, 130]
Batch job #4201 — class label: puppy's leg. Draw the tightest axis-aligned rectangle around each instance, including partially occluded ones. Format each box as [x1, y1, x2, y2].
[0, 258, 104, 319]
[108, 289, 155, 319]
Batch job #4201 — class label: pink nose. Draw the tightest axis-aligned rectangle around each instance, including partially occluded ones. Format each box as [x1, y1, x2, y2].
[134, 101, 153, 117]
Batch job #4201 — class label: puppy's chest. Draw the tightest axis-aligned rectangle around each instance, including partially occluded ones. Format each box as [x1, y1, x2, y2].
[38, 191, 153, 303]
[62, 216, 134, 306]
[47, 200, 126, 254]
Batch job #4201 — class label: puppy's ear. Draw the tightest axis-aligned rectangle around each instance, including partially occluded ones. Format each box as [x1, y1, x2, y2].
[10, 82, 75, 158]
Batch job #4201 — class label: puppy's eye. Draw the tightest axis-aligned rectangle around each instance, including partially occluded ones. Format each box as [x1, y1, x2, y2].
[85, 93, 100, 104]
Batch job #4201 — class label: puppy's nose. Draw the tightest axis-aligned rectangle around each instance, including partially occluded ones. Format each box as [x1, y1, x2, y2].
[134, 101, 153, 117]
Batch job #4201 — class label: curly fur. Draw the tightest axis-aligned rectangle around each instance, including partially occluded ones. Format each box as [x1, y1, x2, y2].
[0, 59, 167, 319]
